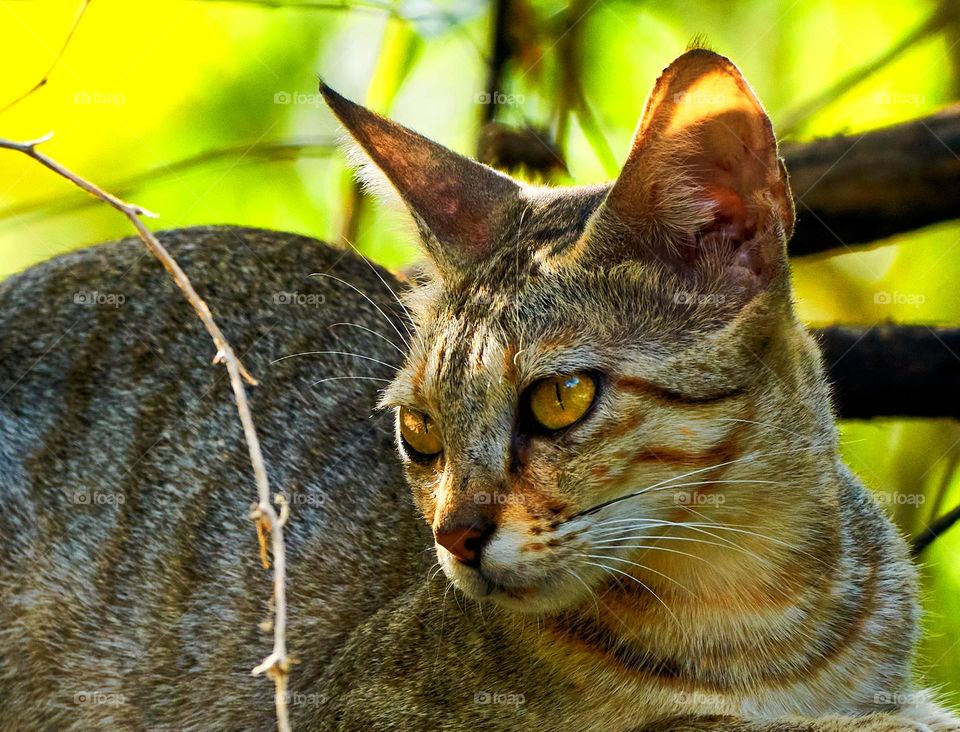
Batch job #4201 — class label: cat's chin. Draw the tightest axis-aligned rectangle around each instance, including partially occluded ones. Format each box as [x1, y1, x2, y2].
[442, 561, 586, 615]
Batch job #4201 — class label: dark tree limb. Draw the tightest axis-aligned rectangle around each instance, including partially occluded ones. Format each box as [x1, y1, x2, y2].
[784, 107, 960, 257]
[813, 325, 960, 420]
[482, 0, 513, 125]
[912, 503, 960, 556]
[816, 325, 960, 554]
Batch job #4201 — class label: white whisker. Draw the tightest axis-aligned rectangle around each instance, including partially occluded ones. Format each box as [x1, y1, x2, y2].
[273, 349, 397, 371]
[577, 553, 692, 594]
[312, 375, 393, 387]
[578, 560, 683, 631]
[312, 272, 410, 348]
[588, 542, 710, 562]
[342, 241, 416, 342]
[329, 322, 405, 355]
[564, 567, 601, 617]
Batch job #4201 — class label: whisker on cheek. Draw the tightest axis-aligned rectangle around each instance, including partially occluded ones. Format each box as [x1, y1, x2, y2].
[576, 559, 684, 633]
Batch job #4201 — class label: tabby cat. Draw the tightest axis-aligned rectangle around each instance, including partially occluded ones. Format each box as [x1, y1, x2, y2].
[0, 49, 956, 731]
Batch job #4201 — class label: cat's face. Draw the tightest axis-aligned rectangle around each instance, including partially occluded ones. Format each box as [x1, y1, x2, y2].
[324, 50, 818, 614]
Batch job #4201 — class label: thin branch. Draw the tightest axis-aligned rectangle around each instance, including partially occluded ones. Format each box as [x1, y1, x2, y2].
[926, 451, 959, 525]
[0, 0, 93, 116]
[482, 0, 513, 125]
[0, 133, 291, 732]
[571, 84, 618, 178]
[912, 503, 960, 556]
[778, 5, 956, 135]
[194, 0, 464, 26]
[0, 137, 337, 224]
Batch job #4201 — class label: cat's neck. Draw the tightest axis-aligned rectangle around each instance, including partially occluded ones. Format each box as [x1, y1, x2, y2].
[530, 459, 860, 689]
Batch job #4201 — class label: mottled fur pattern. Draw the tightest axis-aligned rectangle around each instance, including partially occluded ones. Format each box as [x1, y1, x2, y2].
[1, 48, 958, 732]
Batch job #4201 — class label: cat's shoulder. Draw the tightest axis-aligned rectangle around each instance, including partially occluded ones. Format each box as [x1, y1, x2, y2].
[0, 224, 386, 311]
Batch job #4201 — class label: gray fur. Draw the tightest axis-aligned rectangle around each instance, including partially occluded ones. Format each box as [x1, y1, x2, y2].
[0, 226, 429, 730]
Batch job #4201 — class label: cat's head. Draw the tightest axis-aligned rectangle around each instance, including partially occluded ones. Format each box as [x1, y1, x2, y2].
[323, 50, 834, 615]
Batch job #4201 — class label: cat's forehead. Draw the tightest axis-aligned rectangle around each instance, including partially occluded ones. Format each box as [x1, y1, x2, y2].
[446, 183, 611, 302]
[411, 182, 691, 355]
[393, 183, 742, 412]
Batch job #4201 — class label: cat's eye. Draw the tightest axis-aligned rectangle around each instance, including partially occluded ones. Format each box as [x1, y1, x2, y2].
[399, 407, 444, 457]
[528, 373, 597, 431]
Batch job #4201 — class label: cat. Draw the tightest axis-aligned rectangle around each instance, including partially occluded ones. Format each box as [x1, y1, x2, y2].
[0, 48, 956, 731]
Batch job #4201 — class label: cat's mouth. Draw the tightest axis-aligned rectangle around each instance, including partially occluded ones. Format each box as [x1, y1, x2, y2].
[476, 572, 539, 600]
[442, 558, 586, 613]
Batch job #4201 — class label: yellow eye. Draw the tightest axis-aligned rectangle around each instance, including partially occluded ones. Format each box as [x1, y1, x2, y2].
[399, 407, 444, 457]
[528, 373, 597, 431]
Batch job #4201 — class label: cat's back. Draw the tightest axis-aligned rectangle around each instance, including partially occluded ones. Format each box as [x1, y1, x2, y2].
[0, 225, 429, 730]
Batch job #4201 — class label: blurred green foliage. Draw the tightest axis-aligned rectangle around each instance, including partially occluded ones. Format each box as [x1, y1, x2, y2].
[1, 0, 958, 696]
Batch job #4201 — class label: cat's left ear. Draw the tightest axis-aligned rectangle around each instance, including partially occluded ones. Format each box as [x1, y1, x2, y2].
[587, 49, 794, 297]
[320, 83, 520, 275]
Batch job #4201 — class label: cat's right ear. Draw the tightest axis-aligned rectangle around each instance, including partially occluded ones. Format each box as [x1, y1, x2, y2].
[584, 49, 794, 302]
[320, 83, 520, 276]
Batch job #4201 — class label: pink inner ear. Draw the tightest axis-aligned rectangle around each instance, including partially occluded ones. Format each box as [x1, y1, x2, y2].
[675, 113, 772, 280]
[697, 183, 767, 281]
[703, 183, 753, 246]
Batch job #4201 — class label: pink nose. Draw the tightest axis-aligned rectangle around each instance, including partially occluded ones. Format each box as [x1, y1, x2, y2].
[434, 523, 494, 567]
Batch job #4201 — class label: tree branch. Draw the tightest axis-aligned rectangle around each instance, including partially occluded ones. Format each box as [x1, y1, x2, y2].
[482, 0, 513, 125]
[813, 324, 960, 420]
[912, 502, 960, 556]
[784, 107, 960, 256]
[0, 133, 292, 732]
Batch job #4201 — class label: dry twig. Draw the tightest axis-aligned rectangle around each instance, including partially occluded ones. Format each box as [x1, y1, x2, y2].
[0, 132, 293, 732]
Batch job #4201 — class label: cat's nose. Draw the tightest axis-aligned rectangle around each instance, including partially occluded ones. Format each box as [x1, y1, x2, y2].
[434, 522, 495, 567]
